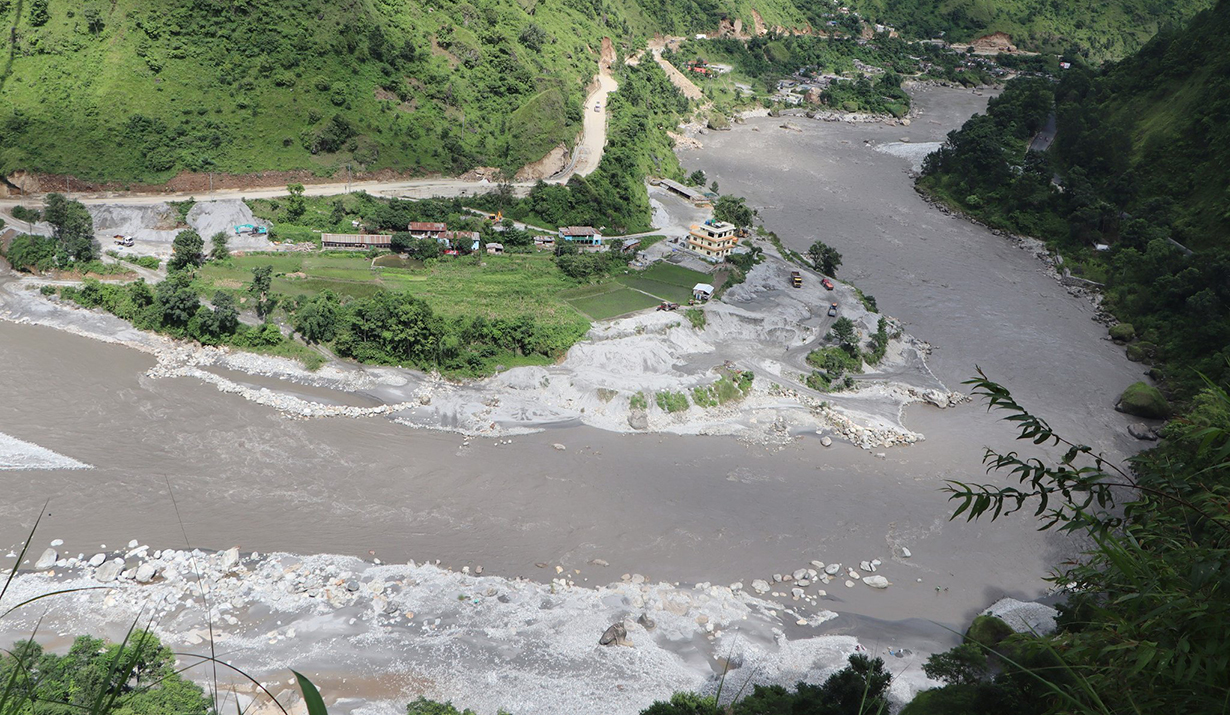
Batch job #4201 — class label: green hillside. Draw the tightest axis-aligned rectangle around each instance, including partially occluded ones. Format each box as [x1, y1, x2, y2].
[837, 0, 1213, 59]
[918, 0, 1230, 395]
[0, 0, 804, 184]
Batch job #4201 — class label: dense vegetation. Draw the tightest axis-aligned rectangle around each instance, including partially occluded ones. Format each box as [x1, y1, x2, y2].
[919, 0, 1230, 396]
[837, 0, 1213, 59]
[473, 59, 688, 232]
[0, 0, 803, 184]
[0, 632, 212, 714]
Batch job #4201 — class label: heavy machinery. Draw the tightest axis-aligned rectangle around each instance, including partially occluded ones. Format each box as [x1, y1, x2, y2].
[234, 224, 269, 236]
[790, 271, 802, 288]
[113, 235, 134, 247]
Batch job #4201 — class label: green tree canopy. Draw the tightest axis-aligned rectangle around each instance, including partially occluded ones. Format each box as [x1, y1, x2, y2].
[170, 229, 205, 270]
[807, 240, 842, 275]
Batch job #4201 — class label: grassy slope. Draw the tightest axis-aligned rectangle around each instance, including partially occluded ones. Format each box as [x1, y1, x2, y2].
[1052, 0, 1230, 246]
[843, 0, 1213, 59]
[0, 0, 803, 184]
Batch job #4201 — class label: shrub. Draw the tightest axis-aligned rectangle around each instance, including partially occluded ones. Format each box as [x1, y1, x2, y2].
[406, 697, 477, 715]
[10, 206, 41, 223]
[655, 390, 689, 413]
[4, 234, 57, 272]
[684, 308, 705, 329]
[630, 392, 648, 410]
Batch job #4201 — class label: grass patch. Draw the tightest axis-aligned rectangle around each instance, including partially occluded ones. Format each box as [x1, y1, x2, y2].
[199, 252, 591, 335]
[685, 307, 706, 329]
[567, 286, 661, 320]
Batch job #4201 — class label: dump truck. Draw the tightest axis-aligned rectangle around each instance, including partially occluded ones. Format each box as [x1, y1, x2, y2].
[790, 271, 803, 288]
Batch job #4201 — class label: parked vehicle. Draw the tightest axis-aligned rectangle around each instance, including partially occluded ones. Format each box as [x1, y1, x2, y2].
[822, 278, 834, 290]
[112, 235, 134, 247]
[656, 302, 679, 311]
[790, 271, 803, 288]
[827, 302, 838, 317]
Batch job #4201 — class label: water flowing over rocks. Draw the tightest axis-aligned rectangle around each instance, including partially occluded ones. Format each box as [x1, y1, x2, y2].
[2, 545, 940, 714]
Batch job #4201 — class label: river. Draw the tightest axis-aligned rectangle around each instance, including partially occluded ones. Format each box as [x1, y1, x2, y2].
[0, 85, 1145, 712]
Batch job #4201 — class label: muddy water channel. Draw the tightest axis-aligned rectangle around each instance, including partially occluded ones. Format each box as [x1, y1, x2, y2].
[0, 86, 1146, 712]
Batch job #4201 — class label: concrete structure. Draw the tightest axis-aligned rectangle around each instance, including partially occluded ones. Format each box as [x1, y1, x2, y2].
[408, 222, 447, 239]
[559, 226, 603, 246]
[658, 178, 708, 205]
[534, 235, 556, 249]
[692, 283, 715, 301]
[619, 238, 641, 253]
[687, 219, 738, 262]
[486, 242, 504, 255]
[321, 233, 393, 250]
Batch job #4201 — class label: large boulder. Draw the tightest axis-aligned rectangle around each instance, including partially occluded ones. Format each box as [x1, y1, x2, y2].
[965, 614, 1014, 647]
[599, 622, 628, 646]
[1108, 323, 1136, 342]
[94, 559, 125, 582]
[982, 597, 1058, 636]
[34, 548, 58, 569]
[1116, 381, 1170, 419]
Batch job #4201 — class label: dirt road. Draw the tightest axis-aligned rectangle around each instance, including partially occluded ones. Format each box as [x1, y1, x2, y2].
[560, 71, 619, 178]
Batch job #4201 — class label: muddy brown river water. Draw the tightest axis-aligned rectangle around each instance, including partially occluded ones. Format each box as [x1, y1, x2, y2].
[0, 87, 1143, 658]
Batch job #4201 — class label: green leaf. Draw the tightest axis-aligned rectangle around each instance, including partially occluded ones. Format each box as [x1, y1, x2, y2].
[293, 670, 329, 715]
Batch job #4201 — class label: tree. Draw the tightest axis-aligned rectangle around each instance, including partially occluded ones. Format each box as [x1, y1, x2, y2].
[518, 23, 548, 51]
[329, 199, 346, 226]
[247, 265, 277, 319]
[807, 240, 842, 275]
[922, 642, 988, 685]
[714, 195, 755, 228]
[286, 183, 307, 221]
[391, 231, 413, 253]
[734, 654, 892, 715]
[294, 291, 340, 344]
[209, 231, 230, 261]
[208, 291, 240, 335]
[156, 272, 200, 327]
[43, 193, 97, 262]
[169, 229, 205, 270]
[687, 169, 706, 187]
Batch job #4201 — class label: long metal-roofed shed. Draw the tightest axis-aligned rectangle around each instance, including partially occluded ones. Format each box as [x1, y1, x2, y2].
[659, 178, 708, 205]
[321, 233, 393, 250]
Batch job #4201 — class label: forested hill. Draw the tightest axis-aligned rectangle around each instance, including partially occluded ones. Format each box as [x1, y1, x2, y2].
[918, 0, 1230, 395]
[841, 0, 1213, 59]
[0, 0, 804, 185]
[0, 0, 1214, 186]
[1052, 0, 1230, 248]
